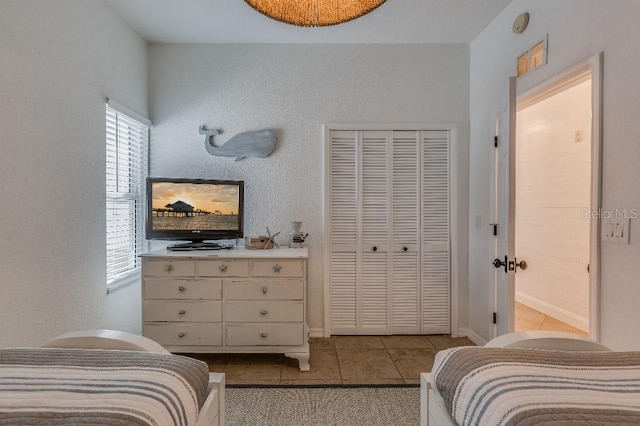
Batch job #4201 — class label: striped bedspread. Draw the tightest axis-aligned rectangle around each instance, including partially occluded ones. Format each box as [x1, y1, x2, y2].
[0, 348, 210, 425]
[432, 346, 640, 426]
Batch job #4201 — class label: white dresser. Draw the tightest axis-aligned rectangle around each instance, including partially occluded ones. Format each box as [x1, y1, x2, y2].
[141, 247, 310, 371]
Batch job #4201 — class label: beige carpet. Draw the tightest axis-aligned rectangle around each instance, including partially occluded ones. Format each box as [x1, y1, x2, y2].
[226, 386, 420, 425]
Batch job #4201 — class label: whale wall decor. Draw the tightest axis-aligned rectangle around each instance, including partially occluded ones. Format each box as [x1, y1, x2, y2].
[200, 126, 277, 161]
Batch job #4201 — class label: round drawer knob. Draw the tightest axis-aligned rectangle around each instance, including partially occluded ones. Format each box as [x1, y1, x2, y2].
[372, 246, 378, 252]
[403, 246, 408, 252]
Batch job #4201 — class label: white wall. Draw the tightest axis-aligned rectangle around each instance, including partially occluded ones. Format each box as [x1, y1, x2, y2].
[0, 0, 148, 347]
[515, 80, 591, 331]
[148, 44, 470, 335]
[469, 0, 640, 349]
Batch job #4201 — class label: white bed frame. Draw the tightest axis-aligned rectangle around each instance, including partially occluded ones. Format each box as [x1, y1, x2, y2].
[43, 330, 225, 426]
[419, 331, 610, 426]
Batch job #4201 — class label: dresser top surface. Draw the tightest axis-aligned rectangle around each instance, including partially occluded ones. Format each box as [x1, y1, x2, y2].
[142, 246, 308, 259]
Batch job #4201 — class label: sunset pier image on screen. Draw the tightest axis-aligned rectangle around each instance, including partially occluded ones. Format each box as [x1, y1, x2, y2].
[145, 177, 245, 247]
[150, 181, 239, 231]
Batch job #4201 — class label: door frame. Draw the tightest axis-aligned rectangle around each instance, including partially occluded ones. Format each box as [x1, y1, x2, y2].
[491, 77, 517, 338]
[322, 123, 459, 337]
[500, 53, 603, 341]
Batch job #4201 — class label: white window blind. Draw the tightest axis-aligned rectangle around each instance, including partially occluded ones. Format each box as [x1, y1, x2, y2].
[106, 99, 149, 292]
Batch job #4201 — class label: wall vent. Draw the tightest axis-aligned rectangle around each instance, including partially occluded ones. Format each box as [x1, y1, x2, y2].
[517, 36, 548, 78]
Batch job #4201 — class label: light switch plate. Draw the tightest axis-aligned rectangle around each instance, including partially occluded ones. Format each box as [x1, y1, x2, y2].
[601, 217, 631, 244]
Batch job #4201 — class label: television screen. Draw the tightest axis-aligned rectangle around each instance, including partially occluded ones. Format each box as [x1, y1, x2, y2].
[146, 178, 244, 246]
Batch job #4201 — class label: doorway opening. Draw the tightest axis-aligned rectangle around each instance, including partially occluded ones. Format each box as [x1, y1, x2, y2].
[513, 66, 598, 338]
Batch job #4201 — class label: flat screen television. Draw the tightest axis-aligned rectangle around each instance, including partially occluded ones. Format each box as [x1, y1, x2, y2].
[146, 177, 244, 250]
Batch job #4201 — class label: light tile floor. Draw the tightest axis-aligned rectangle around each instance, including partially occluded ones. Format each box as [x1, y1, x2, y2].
[185, 335, 474, 385]
[515, 302, 588, 337]
[185, 307, 585, 386]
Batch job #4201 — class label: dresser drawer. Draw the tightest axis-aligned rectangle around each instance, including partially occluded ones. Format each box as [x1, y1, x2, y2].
[251, 260, 305, 278]
[225, 301, 304, 323]
[144, 260, 196, 277]
[144, 279, 222, 300]
[198, 260, 250, 277]
[225, 324, 304, 346]
[144, 324, 222, 346]
[144, 300, 222, 322]
[224, 280, 304, 300]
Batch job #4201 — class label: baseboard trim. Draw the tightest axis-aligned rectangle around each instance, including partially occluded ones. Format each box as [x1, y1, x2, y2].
[309, 328, 324, 338]
[310, 327, 487, 345]
[516, 292, 588, 332]
[459, 328, 487, 346]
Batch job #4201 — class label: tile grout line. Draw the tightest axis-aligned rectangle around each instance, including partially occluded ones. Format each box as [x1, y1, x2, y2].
[381, 339, 407, 384]
[333, 343, 348, 384]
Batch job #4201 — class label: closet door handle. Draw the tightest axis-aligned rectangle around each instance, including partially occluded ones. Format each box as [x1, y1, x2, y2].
[372, 246, 378, 252]
[403, 247, 408, 252]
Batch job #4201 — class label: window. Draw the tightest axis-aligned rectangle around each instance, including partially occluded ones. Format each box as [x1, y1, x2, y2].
[106, 98, 149, 292]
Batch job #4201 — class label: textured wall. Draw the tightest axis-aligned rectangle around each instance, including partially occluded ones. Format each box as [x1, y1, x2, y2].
[148, 44, 470, 334]
[0, 0, 147, 347]
[469, 0, 640, 348]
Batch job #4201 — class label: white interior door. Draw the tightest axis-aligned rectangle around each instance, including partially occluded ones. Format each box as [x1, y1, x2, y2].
[328, 130, 358, 335]
[391, 131, 420, 334]
[421, 130, 451, 334]
[326, 126, 452, 336]
[492, 77, 517, 337]
[359, 130, 390, 334]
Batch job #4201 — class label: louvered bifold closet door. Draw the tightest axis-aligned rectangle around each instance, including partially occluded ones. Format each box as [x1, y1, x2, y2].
[329, 130, 358, 334]
[421, 131, 451, 334]
[391, 131, 420, 334]
[328, 127, 451, 336]
[359, 131, 390, 334]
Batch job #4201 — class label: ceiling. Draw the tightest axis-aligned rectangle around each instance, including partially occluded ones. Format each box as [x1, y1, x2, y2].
[105, 0, 513, 44]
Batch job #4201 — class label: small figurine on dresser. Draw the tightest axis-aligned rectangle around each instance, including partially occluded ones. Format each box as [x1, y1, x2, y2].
[289, 221, 308, 248]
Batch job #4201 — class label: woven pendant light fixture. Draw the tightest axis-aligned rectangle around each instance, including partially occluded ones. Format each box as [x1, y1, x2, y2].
[245, 0, 387, 27]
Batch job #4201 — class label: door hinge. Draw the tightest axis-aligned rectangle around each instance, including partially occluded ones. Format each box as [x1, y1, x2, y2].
[494, 136, 498, 148]
[490, 223, 498, 236]
[492, 312, 497, 324]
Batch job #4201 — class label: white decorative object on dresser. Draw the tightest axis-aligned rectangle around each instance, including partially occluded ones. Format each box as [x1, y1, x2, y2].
[141, 247, 310, 371]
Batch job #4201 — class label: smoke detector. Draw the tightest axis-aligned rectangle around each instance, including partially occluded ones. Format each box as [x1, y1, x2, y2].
[513, 12, 530, 34]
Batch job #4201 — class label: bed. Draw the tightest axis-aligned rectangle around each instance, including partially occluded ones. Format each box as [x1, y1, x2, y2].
[0, 330, 224, 426]
[420, 331, 640, 426]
